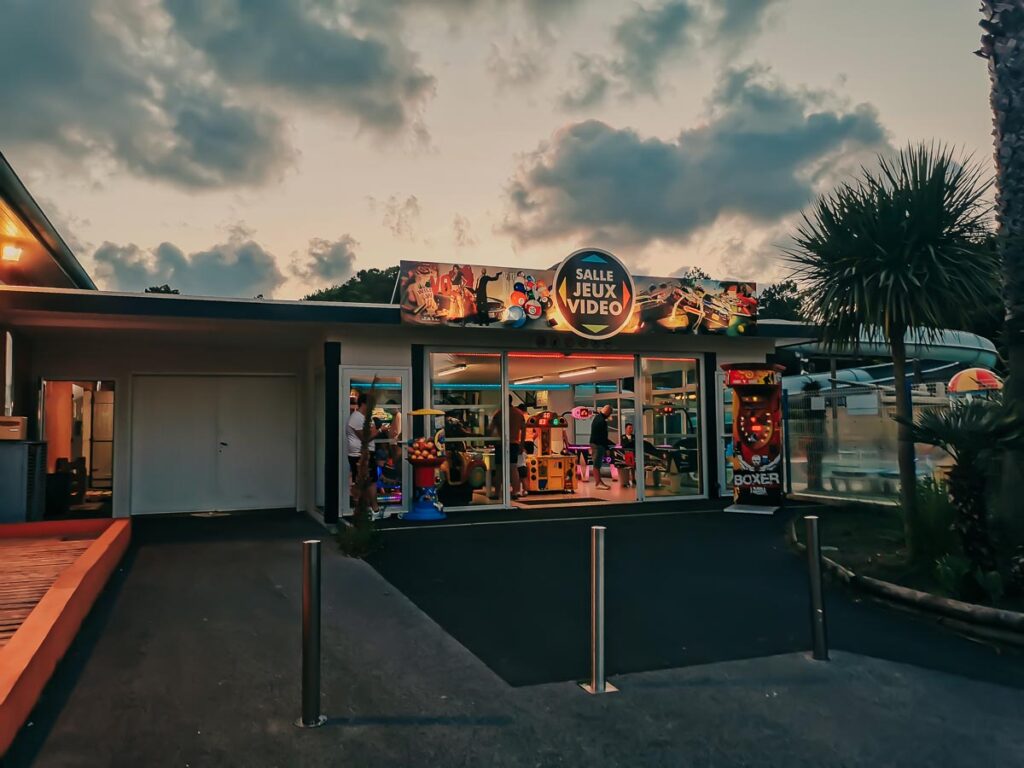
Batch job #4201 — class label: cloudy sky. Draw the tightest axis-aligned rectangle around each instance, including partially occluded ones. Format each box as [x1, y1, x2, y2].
[0, 0, 992, 299]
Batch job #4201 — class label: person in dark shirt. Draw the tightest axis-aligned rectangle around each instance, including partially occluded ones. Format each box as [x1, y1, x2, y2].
[620, 421, 636, 488]
[474, 268, 502, 325]
[589, 404, 614, 490]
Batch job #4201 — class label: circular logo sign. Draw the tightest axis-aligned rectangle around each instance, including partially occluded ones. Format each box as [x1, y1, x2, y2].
[552, 248, 636, 339]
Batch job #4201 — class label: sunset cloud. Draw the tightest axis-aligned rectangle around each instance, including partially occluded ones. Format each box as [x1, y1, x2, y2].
[0, 1, 292, 189]
[509, 66, 888, 246]
[93, 231, 286, 297]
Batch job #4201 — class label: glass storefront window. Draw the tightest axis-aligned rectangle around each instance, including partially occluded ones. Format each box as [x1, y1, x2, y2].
[641, 357, 701, 497]
[430, 352, 503, 507]
[419, 351, 707, 509]
[507, 352, 637, 505]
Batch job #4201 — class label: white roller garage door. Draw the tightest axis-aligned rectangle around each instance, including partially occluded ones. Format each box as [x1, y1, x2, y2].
[131, 375, 297, 515]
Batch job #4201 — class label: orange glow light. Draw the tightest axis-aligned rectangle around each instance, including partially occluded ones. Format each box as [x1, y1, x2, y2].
[1, 244, 22, 262]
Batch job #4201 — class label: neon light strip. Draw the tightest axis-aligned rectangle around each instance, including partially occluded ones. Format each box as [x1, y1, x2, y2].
[507, 352, 635, 360]
[350, 382, 403, 389]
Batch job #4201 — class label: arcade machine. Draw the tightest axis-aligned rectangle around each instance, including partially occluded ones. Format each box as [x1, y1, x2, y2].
[721, 363, 785, 513]
[401, 408, 447, 521]
[523, 410, 577, 494]
[370, 405, 403, 506]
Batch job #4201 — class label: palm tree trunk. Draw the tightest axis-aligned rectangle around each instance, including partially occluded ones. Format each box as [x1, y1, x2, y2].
[890, 331, 917, 560]
[980, 2, 1024, 545]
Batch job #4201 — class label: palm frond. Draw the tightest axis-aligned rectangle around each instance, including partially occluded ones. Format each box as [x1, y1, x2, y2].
[909, 398, 1024, 465]
[783, 143, 997, 352]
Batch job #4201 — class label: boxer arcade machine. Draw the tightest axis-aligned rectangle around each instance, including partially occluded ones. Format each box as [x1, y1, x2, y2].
[722, 364, 785, 514]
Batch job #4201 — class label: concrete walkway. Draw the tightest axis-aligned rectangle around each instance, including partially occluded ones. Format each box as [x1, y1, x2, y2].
[5, 511, 1024, 767]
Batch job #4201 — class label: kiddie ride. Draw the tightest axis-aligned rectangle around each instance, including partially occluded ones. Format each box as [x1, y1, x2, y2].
[401, 408, 447, 521]
[722, 363, 785, 514]
[523, 410, 577, 494]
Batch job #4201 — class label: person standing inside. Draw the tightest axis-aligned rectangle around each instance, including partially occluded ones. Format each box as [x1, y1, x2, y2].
[386, 402, 403, 469]
[347, 392, 385, 516]
[589, 404, 614, 491]
[508, 395, 527, 499]
[487, 402, 503, 500]
[621, 421, 636, 488]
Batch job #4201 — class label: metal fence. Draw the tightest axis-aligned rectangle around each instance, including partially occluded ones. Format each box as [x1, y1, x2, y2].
[785, 383, 952, 503]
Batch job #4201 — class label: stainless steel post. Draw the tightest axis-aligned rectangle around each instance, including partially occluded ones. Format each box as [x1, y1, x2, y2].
[296, 539, 327, 727]
[805, 516, 829, 661]
[581, 525, 617, 693]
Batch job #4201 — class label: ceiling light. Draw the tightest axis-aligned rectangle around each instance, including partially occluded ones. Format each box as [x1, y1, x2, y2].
[513, 376, 544, 385]
[1, 244, 22, 262]
[558, 366, 598, 379]
[436, 364, 468, 377]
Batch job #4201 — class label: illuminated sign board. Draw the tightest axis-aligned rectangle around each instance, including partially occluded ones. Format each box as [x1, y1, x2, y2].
[398, 257, 757, 337]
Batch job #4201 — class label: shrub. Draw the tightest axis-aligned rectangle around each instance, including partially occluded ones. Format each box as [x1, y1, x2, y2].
[935, 553, 972, 596]
[912, 477, 958, 564]
[934, 553, 1005, 604]
[337, 516, 381, 558]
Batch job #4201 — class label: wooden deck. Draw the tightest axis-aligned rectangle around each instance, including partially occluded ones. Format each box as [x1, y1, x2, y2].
[0, 534, 98, 648]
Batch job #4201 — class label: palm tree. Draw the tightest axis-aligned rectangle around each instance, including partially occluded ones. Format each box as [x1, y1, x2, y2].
[784, 144, 996, 558]
[979, 3, 1024, 538]
[980, 1, 1024, 410]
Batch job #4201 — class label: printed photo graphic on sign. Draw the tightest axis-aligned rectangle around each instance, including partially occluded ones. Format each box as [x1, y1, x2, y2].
[399, 261, 556, 330]
[398, 257, 758, 337]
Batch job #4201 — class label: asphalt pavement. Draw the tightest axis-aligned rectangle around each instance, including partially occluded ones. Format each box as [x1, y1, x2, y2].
[4, 508, 1023, 768]
[369, 508, 1024, 687]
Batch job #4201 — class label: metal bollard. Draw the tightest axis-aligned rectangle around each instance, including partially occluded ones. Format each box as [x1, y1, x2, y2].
[296, 539, 327, 727]
[804, 516, 829, 661]
[581, 526, 617, 694]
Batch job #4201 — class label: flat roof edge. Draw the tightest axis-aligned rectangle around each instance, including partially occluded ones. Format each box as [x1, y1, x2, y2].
[0, 285, 401, 324]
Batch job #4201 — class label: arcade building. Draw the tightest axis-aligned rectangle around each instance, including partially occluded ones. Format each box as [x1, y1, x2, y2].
[0, 153, 806, 525]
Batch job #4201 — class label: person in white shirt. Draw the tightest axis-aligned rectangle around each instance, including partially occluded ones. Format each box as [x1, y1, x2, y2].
[347, 392, 386, 514]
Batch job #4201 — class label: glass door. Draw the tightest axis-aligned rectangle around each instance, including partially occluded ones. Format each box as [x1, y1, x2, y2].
[717, 369, 734, 497]
[341, 367, 410, 518]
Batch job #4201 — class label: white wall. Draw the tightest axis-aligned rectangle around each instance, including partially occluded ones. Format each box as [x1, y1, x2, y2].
[28, 328, 317, 518]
